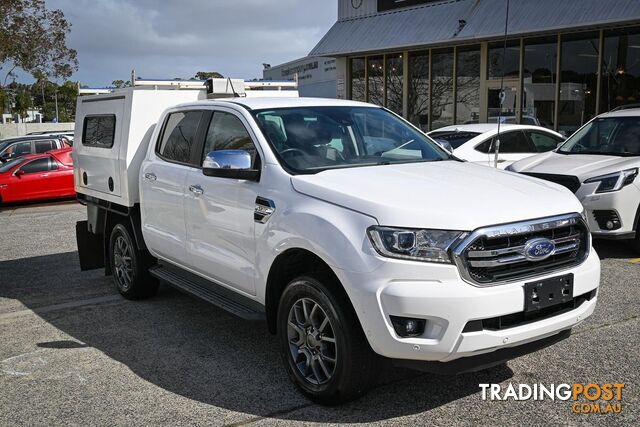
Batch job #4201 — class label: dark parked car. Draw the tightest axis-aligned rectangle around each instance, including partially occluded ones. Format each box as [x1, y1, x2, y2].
[0, 135, 72, 161]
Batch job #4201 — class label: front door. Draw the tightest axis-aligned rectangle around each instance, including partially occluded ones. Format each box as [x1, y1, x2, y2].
[184, 108, 261, 296]
[140, 110, 204, 264]
[8, 157, 52, 201]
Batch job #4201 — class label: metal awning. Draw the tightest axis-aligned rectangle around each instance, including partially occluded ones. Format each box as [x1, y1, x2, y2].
[309, 0, 640, 57]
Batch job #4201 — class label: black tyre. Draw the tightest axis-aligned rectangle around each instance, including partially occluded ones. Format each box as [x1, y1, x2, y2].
[277, 274, 381, 405]
[630, 234, 640, 254]
[109, 223, 158, 300]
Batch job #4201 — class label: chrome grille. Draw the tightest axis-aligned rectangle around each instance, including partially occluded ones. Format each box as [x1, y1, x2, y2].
[452, 214, 590, 286]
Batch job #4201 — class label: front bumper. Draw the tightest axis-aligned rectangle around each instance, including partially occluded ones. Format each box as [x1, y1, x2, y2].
[335, 249, 600, 364]
[578, 182, 640, 239]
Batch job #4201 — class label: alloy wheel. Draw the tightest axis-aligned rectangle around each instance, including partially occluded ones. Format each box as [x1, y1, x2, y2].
[113, 235, 133, 291]
[287, 297, 338, 385]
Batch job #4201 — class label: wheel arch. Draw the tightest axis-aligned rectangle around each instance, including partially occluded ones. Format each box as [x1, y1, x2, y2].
[265, 248, 357, 335]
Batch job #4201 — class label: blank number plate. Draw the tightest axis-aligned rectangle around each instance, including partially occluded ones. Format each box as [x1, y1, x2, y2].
[524, 274, 574, 313]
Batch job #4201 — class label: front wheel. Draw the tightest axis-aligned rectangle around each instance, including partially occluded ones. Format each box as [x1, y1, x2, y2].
[277, 274, 380, 405]
[109, 224, 158, 300]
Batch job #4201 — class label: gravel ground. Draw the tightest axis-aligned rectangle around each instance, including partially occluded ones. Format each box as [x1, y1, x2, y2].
[0, 201, 637, 426]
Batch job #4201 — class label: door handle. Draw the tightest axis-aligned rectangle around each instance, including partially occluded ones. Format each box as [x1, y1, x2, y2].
[144, 172, 157, 181]
[189, 184, 204, 196]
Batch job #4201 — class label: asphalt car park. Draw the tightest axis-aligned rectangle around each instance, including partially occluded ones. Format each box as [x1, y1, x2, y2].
[0, 201, 638, 426]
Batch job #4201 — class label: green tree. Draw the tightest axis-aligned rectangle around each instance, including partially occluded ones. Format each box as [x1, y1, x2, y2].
[195, 71, 224, 80]
[13, 88, 32, 119]
[0, 0, 78, 87]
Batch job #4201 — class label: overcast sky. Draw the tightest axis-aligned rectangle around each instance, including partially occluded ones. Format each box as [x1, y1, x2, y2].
[37, 0, 336, 87]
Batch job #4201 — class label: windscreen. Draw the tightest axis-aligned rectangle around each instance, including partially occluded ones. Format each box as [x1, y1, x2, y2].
[558, 116, 640, 156]
[253, 106, 449, 173]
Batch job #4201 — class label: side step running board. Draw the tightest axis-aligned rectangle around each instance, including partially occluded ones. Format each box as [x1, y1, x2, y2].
[149, 264, 265, 321]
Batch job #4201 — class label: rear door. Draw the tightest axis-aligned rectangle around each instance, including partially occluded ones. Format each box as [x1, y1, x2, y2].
[74, 98, 122, 197]
[183, 108, 261, 295]
[140, 109, 205, 264]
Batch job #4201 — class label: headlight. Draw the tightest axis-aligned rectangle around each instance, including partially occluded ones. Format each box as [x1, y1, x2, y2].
[584, 168, 638, 193]
[367, 226, 466, 263]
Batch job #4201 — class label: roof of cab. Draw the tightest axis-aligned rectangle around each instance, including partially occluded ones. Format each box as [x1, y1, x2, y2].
[174, 97, 378, 111]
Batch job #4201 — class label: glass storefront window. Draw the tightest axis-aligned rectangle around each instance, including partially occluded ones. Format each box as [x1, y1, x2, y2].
[523, 37, 558, 129]
[602, 27, 640, 113]
[350, 58, 366, 102]
[559, 33, 599, 135]
[408, 52, 429, 131]
[456, 46, 481, 124]
[368, 56, 384, 106]
[488, 40, 520, 79]
[431, 49, 454, 130]
[386, 54, 404, 115]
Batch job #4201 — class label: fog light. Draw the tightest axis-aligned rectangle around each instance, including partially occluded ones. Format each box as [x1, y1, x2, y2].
[606, 221, 614, 230]
[390, 316, 426, 338]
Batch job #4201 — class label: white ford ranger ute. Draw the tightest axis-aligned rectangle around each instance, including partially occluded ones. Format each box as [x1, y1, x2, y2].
[74, 87, 600, 404]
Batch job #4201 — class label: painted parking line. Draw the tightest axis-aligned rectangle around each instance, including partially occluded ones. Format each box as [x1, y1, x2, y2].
[631, 258, 640, 264]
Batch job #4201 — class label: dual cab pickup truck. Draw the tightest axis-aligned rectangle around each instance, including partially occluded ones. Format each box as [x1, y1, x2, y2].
[74, 81, 600, 404]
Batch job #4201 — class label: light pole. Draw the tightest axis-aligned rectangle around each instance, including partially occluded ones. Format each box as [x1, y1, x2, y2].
[54, 89, 59, 123]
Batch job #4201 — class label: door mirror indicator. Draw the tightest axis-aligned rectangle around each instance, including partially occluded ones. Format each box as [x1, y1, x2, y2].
[202, 150, 260, 181]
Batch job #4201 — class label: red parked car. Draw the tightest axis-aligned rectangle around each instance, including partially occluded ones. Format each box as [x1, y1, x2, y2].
[0, 147, 75, 204]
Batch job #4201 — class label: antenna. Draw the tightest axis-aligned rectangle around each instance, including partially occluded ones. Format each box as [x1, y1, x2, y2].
[493, 0, 511, 169]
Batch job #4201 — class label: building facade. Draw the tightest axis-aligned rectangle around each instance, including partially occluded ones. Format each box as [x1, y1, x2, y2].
[311, 0, 640, 134]
[263, 56, 337, 98]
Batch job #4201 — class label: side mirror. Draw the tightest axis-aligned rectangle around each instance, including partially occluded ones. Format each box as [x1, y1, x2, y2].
[15, 169, 25, 177]
[202, 150, 260, 181]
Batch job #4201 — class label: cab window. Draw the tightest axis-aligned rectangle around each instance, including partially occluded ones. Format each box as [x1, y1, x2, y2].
[202, 111, 257, 165]
[34, 140, 57, 153]
[2, 141, 32, 157]
[475, 131, 534, 153]
[19, 158, 50, 174]
[157, 111, 204, 165]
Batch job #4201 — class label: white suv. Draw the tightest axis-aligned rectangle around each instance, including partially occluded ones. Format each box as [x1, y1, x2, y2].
[75, 95, 601, 404]
[507, 108, 640, 251]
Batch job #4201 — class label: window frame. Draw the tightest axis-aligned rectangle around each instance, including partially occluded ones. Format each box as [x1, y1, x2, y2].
[1, 140, 34, 157]
[17, 157, 51, 175]
[201, 109, 262, 170]
[34, 139, 58, 154]
[474, 130, 536, 154]
[82, 114, 117, 149]
[155, 109, 209, 168]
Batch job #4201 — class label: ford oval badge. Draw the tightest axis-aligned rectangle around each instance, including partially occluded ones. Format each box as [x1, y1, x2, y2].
[524, 238, 556, 261]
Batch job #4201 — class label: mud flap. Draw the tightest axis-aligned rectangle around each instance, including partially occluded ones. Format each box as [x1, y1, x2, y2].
[76, 220, 105, 271]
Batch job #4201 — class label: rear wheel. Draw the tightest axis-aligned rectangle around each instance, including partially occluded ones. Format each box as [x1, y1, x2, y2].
[630, 233, 640, 253]
[277, 274, 380, 405]
[109, 224, 158, 300]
